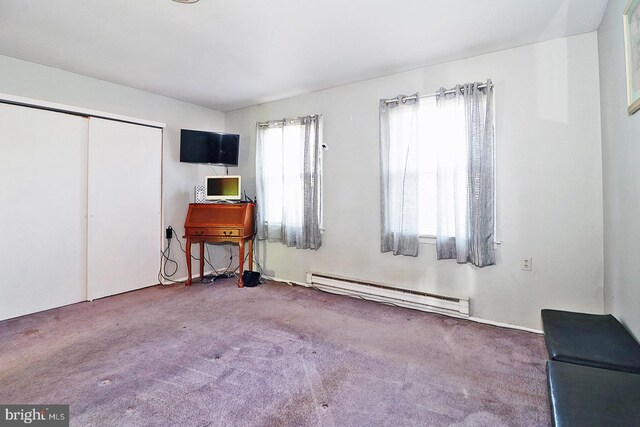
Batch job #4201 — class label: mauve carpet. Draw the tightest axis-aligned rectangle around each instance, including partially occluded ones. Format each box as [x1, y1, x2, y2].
[0, 279, 549, 426]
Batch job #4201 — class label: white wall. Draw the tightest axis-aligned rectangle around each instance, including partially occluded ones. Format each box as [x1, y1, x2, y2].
[0, 55, 225, 281]
[226, 32, 604, 330]
[598, 1, 640, 339]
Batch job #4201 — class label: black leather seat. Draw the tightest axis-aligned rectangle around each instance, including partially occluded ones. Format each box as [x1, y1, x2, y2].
[547, 360, 640, 427]
[541, 309, 640, 374]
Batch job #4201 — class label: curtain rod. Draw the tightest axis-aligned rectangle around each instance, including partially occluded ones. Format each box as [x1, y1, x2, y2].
[257, 114, 321, 128]
[383, 82, 493, 105]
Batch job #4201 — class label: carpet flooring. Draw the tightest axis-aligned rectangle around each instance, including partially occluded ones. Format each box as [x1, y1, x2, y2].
[0, 279, 549, 426]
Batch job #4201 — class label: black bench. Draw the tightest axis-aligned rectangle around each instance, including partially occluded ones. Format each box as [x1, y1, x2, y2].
[541, 309, 640, 374]
[547, 360, 640, 427]
[542, 309, 640, 426]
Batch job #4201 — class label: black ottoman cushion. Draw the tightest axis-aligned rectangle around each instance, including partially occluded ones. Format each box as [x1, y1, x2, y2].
[541, 309, 640, 374]
[547, 360, 640, 427]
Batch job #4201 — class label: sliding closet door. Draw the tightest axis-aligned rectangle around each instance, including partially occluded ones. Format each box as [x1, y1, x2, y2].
[87, 118, 162, 300]
[0, 103, 87, 321]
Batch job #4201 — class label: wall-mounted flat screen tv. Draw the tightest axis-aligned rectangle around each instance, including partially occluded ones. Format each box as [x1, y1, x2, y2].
[180, 129, 239, 166]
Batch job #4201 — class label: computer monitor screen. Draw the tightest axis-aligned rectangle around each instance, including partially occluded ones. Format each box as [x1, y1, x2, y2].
[205, 176, 241, 201]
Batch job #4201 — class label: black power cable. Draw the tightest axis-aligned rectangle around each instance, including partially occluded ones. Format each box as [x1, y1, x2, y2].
[158, 227, 181, 284]
[160, 227, 266, 285]
[159, 226, 223, 285]
[172, 227, 238, 282]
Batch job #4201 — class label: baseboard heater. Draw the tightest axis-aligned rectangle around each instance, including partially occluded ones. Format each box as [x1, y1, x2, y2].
[306, 273, 469, 318]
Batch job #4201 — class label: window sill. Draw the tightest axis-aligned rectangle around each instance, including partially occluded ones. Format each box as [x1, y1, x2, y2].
[263, 222, 325, 234]
[419, 235, 437, 245]
[419, 235, 502, 247]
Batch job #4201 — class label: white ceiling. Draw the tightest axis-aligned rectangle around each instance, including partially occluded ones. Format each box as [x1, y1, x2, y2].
[0, 0, 609, 112]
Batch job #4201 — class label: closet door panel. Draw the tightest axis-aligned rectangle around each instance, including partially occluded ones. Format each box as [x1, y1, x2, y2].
[0, 103, 87, 320]
[87, 118, 162, 300]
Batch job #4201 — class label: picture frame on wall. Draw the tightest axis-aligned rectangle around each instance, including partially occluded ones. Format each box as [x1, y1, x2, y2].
[624, 0, 640, 115]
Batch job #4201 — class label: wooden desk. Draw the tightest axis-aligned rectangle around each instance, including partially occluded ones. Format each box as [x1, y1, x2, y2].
[183, 203, 255, 287]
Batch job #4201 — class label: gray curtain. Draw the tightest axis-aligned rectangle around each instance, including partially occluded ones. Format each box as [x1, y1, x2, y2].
[255, 115, 322, 249]
[435, 80, 495, 267]
[379, 94, 420, 256]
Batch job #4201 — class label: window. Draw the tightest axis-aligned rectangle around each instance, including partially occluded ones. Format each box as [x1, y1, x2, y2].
[260, 124, 290, 227]
[417, 96, 467, 237]
[380, 80, 495, 266]
[255, 115, 323, 250]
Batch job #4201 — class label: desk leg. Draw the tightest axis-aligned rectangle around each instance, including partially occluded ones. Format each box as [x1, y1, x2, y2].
[185, 238, 192, 286]
[199, 242, 205, 281]
[238, 239, 245, 288]
[248, 238, 253, 271]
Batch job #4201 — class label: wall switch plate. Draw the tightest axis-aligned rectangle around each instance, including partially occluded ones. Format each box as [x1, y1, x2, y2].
[521, 257, 532, 271]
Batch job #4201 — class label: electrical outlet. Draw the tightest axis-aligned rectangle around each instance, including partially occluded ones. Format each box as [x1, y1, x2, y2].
[521, 257, 532, 271]
[165, 226, 173, 239]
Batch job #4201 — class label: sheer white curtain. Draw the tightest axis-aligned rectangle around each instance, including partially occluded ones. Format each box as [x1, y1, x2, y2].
[255, 115, 322, 249]
[435, 81, 495, 267]
[379, 94, 420, 256]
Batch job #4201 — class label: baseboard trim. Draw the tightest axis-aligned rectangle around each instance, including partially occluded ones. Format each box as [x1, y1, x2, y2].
[159, 269, 221, 286]
[468, 316, 542, 334]
[267, 276, 543, 334]
[270, 276, 309, 287]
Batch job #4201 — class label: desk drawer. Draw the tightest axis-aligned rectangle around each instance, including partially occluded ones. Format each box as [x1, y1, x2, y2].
[216, 228, 240, 237]
[188, 227, 240, 237]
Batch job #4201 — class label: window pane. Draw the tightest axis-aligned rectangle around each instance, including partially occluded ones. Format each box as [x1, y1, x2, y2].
[418, 98, 438, 236]
[282, 124, 304, 228]
[261, 124, 307, 228]
[418, 97, 466, 237]
[263, 126, 284, 224]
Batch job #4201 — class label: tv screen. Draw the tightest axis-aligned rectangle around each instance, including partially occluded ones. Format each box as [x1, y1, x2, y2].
[205, 176, 241, 201]
[180, 129, 239, 166]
